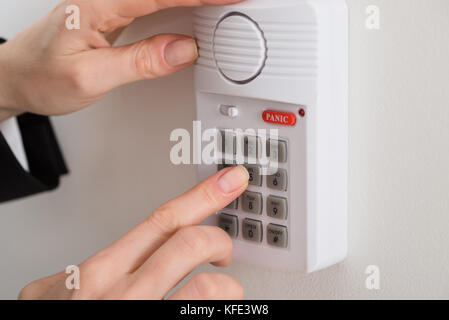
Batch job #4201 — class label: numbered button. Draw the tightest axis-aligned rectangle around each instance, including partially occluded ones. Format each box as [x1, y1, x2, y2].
[242, 191, 263, 215]
[244, 135, 261, 159]
[267, 169, 288, 191]
[267, 139, 288, 163]
[218, 214, 238, 238]
[226, 199, 238, 210]
[220, 130, 236, 155]
[244, 164, 262, 186]
[217, 162, 236, 171]
[267, 196, 288, 220]
[242, 219, 263, 243]
[267, 224, 288, 248]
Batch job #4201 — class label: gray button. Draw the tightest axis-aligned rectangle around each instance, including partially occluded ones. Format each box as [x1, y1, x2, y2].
[242, 219, 263, 243]
[217, 162, 236, 171]
[267, 139, 288, 163]
[220, 130, 236, 155]
[244, 164, 262, 186]
[267, 224, 288, 248]
[244, 135, 261, 159]
[267, 196, 288, 220]
[242, 191, 263, 215]
[267, 169, 288, 191]
[218, 214, 238, 238]
[226, 199, 238, 210]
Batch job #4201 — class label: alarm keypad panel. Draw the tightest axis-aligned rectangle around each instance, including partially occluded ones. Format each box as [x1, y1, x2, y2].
[197, 92, 308, 269]
[214, 122, 292, 248]
[195, 0, 348, 272]
[218, 137, 288, 248]
[217, 131, 291, 248]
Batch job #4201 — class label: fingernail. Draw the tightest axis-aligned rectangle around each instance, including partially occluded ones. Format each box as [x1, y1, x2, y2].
[218, 166, 249, 194]
[165, 38, 198, 67]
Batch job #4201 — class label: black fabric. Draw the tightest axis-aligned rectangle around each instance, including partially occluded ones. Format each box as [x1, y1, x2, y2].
[0, 114, 68, 203]
[0, 36, 68, 203]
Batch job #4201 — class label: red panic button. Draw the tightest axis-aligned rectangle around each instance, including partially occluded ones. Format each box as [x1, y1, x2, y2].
[262, 110, 297, 126]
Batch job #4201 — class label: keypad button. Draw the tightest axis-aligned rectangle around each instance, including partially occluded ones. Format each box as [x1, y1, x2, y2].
[267, 224, 288, 248]
[242, 191, 263, 215]
[267, 169, 288, 191]
[244, 164, 262, 186]
[220, 130, 236, 155]
[267, 139, 288, 163]
[217, 162, 236, 171]
[244, 135, 261, 159]
[218, 214, 238, 238]
[242, 219, 263, 243]
[267, 196, 288, 220]
[226, 199, 238, 210]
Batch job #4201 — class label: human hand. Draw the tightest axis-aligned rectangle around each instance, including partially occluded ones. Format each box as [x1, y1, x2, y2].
[0, 0, 244, 121]
[18, 166, 249, 300]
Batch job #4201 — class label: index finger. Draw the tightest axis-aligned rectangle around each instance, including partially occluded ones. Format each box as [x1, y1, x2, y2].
[84, 166, 249, 274]
[105, 0, 245, 19]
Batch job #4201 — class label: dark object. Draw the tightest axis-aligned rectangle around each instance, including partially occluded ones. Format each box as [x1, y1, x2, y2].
[0, 114, 69, 203]
[0, 36, 68, 203]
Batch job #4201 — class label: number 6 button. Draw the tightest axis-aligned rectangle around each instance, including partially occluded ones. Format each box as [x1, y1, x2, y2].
[267, 169, 288, 191]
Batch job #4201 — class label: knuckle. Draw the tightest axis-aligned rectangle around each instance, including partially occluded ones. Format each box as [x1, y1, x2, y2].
[213, 226, 234, 252]
[191, 273, 244, 300]
[134, 40, 164, 79]
[94, 12, 133, 33]
[62, 60, 93, 96]
[81, 251, 110, 276]
[18, 281, 41, 300]
[192, 273, 220, 299]
[199, 184, 219, 208]
[74, 253, 113, 299]
[74, 0, 134, 33]
[146, 203, 179, 235]
[176, 226, 211, 255]
[227, 276, 245, 300]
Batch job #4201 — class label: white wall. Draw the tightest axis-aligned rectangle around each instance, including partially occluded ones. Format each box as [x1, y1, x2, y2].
[1, 0, 448, 299]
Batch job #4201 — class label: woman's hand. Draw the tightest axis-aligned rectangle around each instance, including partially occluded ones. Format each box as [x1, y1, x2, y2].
[19, 166, 249, 300]
[0, 0, 243, 120]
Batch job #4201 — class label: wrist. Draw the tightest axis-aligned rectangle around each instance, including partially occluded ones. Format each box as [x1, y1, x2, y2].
[0, 43, 21, 121]
[0, 108, 21, 122]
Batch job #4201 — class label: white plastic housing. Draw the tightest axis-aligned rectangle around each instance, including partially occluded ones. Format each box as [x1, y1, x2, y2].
[194, 0, 348, 272]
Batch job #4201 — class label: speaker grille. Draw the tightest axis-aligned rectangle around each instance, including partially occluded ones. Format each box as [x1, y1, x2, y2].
[194, 12, 318, 79]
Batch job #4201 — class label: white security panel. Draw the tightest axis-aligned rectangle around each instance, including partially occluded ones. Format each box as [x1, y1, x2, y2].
[195, 0, 348, 272]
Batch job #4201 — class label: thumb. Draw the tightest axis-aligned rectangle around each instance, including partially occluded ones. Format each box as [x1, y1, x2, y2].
[79, 34, 199, 93]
